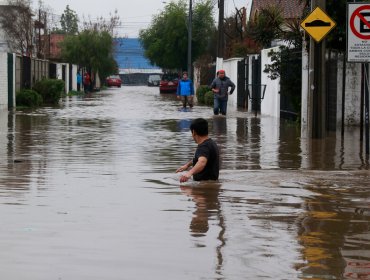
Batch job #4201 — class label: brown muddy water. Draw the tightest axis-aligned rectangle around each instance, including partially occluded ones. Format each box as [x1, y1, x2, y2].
[0, 86, 369, 280]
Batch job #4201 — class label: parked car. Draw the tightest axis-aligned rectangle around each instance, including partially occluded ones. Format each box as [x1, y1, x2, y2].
[148, 74, 161, 87]
[106, 75, 122, 87]
[159, 73, 179, 93]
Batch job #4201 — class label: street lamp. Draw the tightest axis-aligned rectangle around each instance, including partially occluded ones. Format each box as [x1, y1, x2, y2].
[187, 0, 192, 79]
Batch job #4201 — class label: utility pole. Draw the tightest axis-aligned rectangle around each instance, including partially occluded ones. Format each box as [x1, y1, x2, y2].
[187, 0, 192, 79]
[217, 0, 224, 58]
[309, 0, 326, 138]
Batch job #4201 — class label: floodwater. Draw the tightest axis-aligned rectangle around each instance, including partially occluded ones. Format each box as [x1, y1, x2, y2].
[0, 86, 369, 280]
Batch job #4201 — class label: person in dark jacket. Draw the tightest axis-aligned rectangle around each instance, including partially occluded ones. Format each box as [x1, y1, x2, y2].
[176, 71, 194, 108]
[176, 118, 220, 183]
[210, 69, 235, 115]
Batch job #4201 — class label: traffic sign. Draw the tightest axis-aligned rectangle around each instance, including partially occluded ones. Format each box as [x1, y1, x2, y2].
[347, 3, 370, 62]
[301, 6, 336, 43]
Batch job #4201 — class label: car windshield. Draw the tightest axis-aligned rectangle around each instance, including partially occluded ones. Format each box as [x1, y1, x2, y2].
[109, 75, 120, 79]
[161, 74, 178, 81]
[148, 75, 161, 82]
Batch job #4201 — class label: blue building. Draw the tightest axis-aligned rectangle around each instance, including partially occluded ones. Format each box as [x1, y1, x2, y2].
[114, 38, 162, 85]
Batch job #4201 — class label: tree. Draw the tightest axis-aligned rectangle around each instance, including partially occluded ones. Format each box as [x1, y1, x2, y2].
[60, 30, 117, 80]
[0, 0, 34, 55]
[82, 9, 120, 37]
[223, 8, 249, 58]
[60, 5, 79, 35]
[139, 0, 215, 70]
[247, 4, 284, 49]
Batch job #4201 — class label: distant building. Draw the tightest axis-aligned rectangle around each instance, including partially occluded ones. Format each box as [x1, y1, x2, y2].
[114, 38, 162, 85]
[250, 0, 305, 22]
[44, 33, 66, 60]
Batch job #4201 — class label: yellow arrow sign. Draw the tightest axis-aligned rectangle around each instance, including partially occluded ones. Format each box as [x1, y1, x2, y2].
[301, 6, 336, 43]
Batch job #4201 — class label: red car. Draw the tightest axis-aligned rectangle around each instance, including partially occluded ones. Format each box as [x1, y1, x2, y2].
[106, 75, 122, 87]
[159, 73, 179, 93]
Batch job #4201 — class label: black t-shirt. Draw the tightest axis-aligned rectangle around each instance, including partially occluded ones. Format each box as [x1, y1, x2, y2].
[192, 138, 219, 181]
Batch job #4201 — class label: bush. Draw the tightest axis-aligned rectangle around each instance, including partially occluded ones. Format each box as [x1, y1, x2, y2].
[33, 79, 65, 105]
[196, 85, 211, 104]
[204, 91, 214, 106]
[68, 90, 84, 96]
[16, 89, 43, 107]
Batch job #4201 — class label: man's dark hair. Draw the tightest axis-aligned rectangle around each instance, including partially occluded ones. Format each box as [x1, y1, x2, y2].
[190, 118, 208, 136]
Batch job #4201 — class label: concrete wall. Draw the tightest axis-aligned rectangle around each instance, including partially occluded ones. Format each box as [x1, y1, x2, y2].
[222, 57, 243, 110]
[31, 58, 48, 87]
[218, 57, 248, 110]
[0, 52, 7, 109]
[194, 52, 364, 130]
[261, 47, 280, 118]
[72, 64, 77, 91]
[337, 59, 362, 126]
[56, 63, 69, 93]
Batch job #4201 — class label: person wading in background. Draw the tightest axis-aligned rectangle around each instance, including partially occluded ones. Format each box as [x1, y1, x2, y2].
[176, 71, 194, 109]
[210, 69, 235, 116]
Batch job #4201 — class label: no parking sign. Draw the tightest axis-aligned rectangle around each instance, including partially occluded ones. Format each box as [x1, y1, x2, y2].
[347, 3, 370, 62]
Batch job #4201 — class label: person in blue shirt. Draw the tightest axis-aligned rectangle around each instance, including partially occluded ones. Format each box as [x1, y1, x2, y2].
[76, 71, 82, 91]
[177, 71, 194, 109]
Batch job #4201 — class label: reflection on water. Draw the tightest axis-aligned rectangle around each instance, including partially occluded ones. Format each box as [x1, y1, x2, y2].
[181, 182, 225, 277]
[0, 86, 369, 280]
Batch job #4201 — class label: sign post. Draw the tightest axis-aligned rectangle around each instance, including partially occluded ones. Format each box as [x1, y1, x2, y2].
[301, 6, 336, 138]
[301, 6, 336, 43]
[347, 3, 370, 155]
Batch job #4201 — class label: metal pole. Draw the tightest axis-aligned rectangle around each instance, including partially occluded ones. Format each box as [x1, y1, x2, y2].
[187, 0, 192, 79]
[365, 64, 370, 154]
[311, 0, 326, 139]
[217, 0, 224, 58]
[361, 64, 364, 142]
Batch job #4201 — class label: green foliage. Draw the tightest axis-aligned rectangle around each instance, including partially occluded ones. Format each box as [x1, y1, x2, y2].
[60, 30, 118, 79]
[204, 91, 214, 106]
[248, 4, 284, 48]
[60, 5, 79, 35]
[139, 0, 215, 70]
[196, 85, 211, 104]
[16, 89, 43, 107]
[68, 90, 84, 96]
[33, 79, 65, 105]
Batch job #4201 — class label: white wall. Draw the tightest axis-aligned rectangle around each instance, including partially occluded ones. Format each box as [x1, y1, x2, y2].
[56, 63, 69, 93]
[72, 64, 78, 91]
[301, 44, 310, 138]
[222, 57, 243, 110]
[0, 108, 7, 163]
[337, 59, 362, 126]
[218, 57, 246, 111]
[0, 52, 7, 109]
[261, 47, 280, 118]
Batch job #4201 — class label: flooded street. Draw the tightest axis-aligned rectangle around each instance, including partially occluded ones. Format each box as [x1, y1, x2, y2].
[0, 86, 369, 280]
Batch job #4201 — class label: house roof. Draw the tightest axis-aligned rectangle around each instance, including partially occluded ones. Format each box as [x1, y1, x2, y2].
[250, 0, 306, 20]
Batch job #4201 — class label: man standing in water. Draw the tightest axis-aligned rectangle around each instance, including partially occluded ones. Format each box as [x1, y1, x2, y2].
[211, 69, 235, 115]
[176, 118, 220, 183]
[176, 71, 194, 109]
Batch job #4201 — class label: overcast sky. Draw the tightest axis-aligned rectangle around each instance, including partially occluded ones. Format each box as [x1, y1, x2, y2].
[35, 0, 252, 38]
